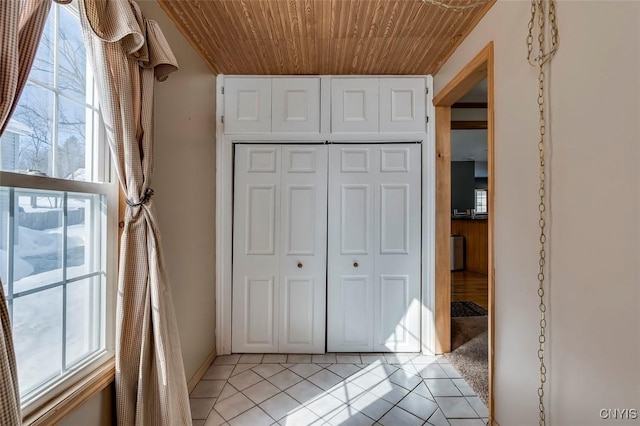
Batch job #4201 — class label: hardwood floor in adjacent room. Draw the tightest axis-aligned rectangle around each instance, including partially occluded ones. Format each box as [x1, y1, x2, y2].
[452, 271, 488, 310]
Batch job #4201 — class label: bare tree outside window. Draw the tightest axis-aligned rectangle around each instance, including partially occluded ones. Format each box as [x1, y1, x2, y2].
[0, 2, 114, 405]
[10, 6, 94, 181]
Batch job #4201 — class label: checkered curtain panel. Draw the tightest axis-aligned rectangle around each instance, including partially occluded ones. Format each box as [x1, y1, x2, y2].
[77, 1, 191, 424]
[0, 1, 56, 424]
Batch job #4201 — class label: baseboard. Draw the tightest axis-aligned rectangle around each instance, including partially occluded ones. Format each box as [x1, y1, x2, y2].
[187, 347, 217, 393]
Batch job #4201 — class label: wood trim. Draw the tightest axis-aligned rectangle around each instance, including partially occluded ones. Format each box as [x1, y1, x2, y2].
[487, 41, 496, 426]
[452, 102, 488, 109]
[187, 347, 218, 393]
[434, 41, 495, 423]
[451, 120, 487, 130]
[434, 106, 451, 354]
[433, 43, 492, 107]
[23, 358, 115, 426]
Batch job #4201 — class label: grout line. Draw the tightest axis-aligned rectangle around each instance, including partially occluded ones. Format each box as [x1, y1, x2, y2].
[195, 354, 482, 424]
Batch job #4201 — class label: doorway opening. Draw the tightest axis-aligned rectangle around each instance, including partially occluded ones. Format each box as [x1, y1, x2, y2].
[433, 42, 495, 421]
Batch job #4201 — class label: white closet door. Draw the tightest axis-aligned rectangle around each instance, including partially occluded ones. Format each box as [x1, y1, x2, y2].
[233, 144, 327, 353]
[327, 146, 376, 351]
[233, 145, 281, 352]
[373, 144, 421, 352]
[278, 146, 328, 353]
[328, 144, 421, 352]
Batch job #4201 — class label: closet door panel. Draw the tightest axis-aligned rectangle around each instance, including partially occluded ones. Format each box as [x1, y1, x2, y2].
[279, 146, 327, 353]
[233, 145, 281, 352]
[328, 146, 375, 351]
[373, 144, 421, 352]
[328, 144, 421, 353]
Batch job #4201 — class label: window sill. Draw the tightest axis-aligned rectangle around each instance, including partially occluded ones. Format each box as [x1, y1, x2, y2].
[23, 357, 115, 426]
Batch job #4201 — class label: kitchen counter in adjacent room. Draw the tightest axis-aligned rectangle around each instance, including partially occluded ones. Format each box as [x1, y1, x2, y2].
[451, 217, 488, 274]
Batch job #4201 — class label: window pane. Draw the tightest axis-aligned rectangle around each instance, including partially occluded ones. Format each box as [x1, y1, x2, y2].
[56, 98, 87, 180]
[31, 8, 55, 86]
[14, 191, 63, 292]
[66, 276, 102, 367]
[14, 287, 63, 395]
[0, 188, 8, 294]
[11, 83, 54, 176]
[67, 193, 104, 279]
[58, 7, 87, 101]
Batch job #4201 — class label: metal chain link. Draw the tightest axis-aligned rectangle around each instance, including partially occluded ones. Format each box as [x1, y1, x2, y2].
[526, 1, 558, 425]
[420, 0, 489, 12]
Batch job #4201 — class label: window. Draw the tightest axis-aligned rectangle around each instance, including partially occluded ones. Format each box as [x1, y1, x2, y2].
[0, 1, 117, 413]
[475, 189, 488, 214]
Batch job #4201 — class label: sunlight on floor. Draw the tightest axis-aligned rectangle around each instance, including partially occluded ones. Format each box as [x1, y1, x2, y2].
[190, 353, 488, 426]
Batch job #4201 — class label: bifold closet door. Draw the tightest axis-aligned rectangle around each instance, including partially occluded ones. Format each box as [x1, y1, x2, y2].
[327, 144, 421, 352]
[232, 145, 327, 353]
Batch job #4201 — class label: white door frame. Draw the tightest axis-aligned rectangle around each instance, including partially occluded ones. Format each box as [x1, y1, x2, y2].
[215, 75, 436, 354]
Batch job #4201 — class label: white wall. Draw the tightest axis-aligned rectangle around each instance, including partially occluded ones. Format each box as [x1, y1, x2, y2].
[61, 1, 217, 424]
[435, 1, 640, 425]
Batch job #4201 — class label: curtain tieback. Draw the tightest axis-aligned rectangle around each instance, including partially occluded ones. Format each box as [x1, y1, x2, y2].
[126, 188, 154, 207]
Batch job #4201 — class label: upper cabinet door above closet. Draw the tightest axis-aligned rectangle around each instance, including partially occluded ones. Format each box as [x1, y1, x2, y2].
[272, 78, 320, 133]
[224, 78, 320, 134]
[222, 76, 428, 134]
[224, 78, 272, 133]
[331, 78, 379, 133]
[379, 78, 426, 133]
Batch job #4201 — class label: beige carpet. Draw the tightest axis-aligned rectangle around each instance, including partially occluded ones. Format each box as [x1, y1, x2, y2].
[445, 316, 488, 405]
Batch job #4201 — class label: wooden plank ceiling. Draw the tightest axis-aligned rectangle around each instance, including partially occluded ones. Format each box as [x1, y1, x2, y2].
[157, 0, 495, 75]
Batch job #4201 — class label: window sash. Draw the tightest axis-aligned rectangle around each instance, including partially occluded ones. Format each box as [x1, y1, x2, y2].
[0, 176, 118, 411]
[1, 0, 117, 414]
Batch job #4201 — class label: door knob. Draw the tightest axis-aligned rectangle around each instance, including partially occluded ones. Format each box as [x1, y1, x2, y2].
[297, 262, 303, 268]
[353, 262, 359, 268]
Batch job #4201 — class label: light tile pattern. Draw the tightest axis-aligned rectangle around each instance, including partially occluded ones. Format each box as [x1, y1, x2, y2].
[190, 353, 488, 425]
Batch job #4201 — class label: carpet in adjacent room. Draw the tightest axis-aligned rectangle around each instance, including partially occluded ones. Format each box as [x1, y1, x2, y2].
[446, 308, 488, 405]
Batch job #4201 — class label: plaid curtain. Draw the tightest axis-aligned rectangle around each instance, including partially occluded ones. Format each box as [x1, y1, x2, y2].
[0, 1, 57, 424]
[77, 0, 191, 424]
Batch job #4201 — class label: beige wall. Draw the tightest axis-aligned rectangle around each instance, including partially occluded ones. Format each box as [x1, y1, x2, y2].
[435, 1, 640, 425]
[61, 1, 217, 424]
[137, 0, 217, 383]
[59, 385, 114, 426]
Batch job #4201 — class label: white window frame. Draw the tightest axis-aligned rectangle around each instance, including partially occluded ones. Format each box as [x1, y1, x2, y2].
[0, 1, 118, 416]
[475, 188, 488, 214]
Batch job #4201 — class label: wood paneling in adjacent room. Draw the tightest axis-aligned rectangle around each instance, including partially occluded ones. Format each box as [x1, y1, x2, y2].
[451, 218, 488, 274]
[156, 0, 496, 75]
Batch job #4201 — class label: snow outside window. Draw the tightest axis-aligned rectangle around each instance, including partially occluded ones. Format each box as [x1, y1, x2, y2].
[0, 1, 117, 412]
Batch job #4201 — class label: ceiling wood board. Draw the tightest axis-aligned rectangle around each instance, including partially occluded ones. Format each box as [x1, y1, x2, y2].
[157, 0, 496, 75]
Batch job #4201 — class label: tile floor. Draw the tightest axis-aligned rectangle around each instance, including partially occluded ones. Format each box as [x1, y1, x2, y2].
[190, 353, 488, 426]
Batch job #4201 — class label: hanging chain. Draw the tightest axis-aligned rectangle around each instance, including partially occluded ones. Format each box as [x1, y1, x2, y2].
[420, 0, 489, 12]
[526, 1, 558, 425]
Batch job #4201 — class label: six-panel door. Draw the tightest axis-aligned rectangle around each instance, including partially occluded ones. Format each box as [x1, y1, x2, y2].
[233, 143, 421, 353]
[232, 145, 328, 353]
[327, 144, 422, 352]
